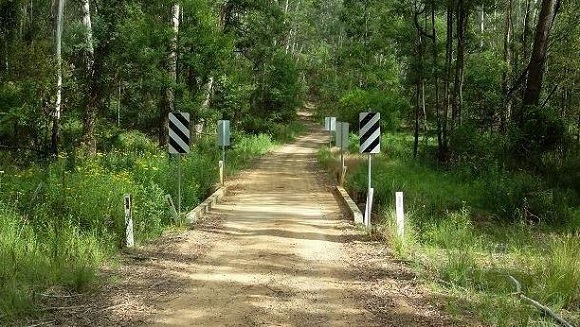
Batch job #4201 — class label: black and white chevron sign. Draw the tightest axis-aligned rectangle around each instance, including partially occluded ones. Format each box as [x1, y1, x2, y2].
[359, 112, 380, 154]
[168, 112, 190, 154]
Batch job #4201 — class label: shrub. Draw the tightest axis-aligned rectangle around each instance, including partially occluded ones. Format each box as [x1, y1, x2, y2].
[532, 234, 580, 310]
[338, 88, 406, 131]
[0, 204, 106, 320]
[113, 130, 160, 154]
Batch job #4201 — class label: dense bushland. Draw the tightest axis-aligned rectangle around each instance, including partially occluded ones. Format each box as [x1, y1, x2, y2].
[318, 132, 579, 326]
[0, 126, 300, 321]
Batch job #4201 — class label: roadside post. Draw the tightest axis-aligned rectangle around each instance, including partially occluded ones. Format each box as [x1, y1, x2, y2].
[217, 120, 230, 184]
[219, 160, 224, 185]
[168, 112, 191, 215]
[165, 194, 179, 222]
[359, 112, 381, 229]
[124, 194, 134, 248]
[0, 170, 3, 193]
[396, 192, 405, 238]
[324, 116, 336, 147]
[336, 122, 349, 185]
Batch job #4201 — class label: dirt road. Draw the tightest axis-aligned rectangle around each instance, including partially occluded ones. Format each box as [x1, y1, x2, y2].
[44, 117, 460, 326]
[144, 124, 378, 326]
[136, 120, 456, 327]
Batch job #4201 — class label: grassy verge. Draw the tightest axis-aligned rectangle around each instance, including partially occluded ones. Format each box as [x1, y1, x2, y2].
[318, 133, 579, 326]
[0, 123, 304, 322]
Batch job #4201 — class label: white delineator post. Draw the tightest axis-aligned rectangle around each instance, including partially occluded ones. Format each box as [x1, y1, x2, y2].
[217, 120, 230, 184]
[396, 192, 405, 238]
[364, 154, 373, 227]
[177, 154, 181, 214]
[364, 187, 374, 229]
[124, 194, 134, 248]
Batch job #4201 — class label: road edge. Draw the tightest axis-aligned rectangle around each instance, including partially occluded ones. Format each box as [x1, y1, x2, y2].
[335, 186, 364, 224]
[185, 186, 228, 223]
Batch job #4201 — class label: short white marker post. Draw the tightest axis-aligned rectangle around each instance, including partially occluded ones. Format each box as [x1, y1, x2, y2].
[0, 170, 4, 192]
[219, 160, 224, 186]
[396, 192, 405, 238]
[124, 194, 134, 248]
[217, 120, 230, 184]
[364, 188, 374, 229]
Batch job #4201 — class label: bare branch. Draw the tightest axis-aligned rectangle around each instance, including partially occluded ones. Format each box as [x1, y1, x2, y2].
[507, 275, 574, 327]
[414, 0, 434, 40]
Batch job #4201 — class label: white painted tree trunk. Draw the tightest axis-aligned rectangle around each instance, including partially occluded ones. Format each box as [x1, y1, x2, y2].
[480, 5, 485, 48]
[52, 0, 65, 154]
[55, 0, 65, 120]
[169, 3, 180, 96]
[161, 3, 180, 146]
[80, 0, 97, 153]
[81, 0, 94, 67]
[202, 76, 214, 109]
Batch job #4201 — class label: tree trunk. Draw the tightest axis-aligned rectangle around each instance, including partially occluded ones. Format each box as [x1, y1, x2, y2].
[451, 0, 467, 129]
[521, 0, 560, 109]
[440, 0, 454, 160]
[160, 3, 180, 147]
[52, 0, 65, 155]
[522, 0, 532, 64]
[431, 1, 442, 155]
[501, 0, 513, 132]
[80, 0, 97, 154]
[577, 112, 580, 143]
[414, 20, 424, 158]
[479, 5, 484, 48]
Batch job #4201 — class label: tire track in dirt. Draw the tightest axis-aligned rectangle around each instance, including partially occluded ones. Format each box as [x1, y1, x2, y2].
[37, 114, 467, 326]
[143, 123, 379, 326]
[139, 117, 465, 327]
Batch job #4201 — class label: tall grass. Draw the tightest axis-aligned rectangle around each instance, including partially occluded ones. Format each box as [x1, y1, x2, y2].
[0, 126, 294, 322]
[0, 204, 106, 319]
[321, 132, 580, 326]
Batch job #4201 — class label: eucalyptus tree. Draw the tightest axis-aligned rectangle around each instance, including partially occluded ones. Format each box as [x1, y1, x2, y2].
[80, 0, 97, 154]
[53, 0, 65, 154]
[521, 0, 561, 108]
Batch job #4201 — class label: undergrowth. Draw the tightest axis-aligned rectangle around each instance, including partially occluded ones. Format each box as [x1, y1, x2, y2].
[318, 132, 579, 326]
[0, 124, 301, 322]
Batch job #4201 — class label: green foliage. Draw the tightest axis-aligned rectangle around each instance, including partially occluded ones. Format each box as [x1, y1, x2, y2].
[338, 88, 406, 130]
[378, 208, 418, 260]
[511, 106, 567, 163]
[424, 207, 476, 249]
[0, 204, 106, 320]
[463, 51, 504, 124]
[112, 130, 161, 154]
[249, 51, 304, 130]
[316, 146, 334, 169]
[228, 133, 274, 171]
[532, 234, 580, 310]
[478, 169, 578, 224]
[322, 132, 580, 326]
[0, 125, 290, 322]
[449, 124, 507, 175]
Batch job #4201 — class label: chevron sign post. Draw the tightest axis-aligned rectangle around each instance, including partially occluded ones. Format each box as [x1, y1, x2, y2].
[168, 112, 190, 216]
[359, 112, 380, 154]
[359, 112, 380, 228]
[169, 112, 190, 154]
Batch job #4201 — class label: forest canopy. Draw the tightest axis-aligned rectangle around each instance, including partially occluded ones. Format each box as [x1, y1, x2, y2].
[0, 0, 578, 224]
